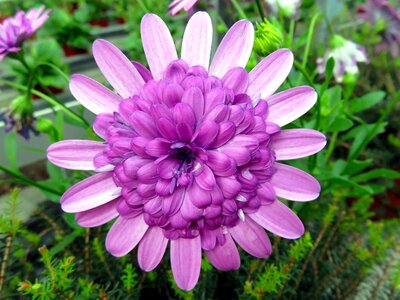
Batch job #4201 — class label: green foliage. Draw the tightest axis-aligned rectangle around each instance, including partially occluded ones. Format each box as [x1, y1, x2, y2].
[288, 232, 313, 261]
[121, 263, 138, 293]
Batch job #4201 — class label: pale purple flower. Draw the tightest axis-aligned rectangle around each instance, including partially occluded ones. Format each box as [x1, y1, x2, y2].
[265, 0, 302, 17]
[47, 12, 326, 290]
[317, 36, 368, 83]
[357, 0, 400, 57]
[0, 6, 50, 61]
[169, 0, 199, 15]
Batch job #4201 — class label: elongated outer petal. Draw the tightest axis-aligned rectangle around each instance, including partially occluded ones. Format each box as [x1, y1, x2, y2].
[271, 129, 327, 160]
[270, 163, 321, 201]
[69, 74, 122, 115]
[171, 236, 201, 291]
[106, 215, 149, 257]
[205, 234, 240, 271]
[141, 14, 178, 80]
[249, 200, 304, 239]
[209, 20, 254, 78]
[47, 140, 105, 170]
[93, 39, 145, 98]
[181, 12, 212, 69]
[75, 199, 119, 227]
[61, 173, 120, 213]
[229, 218, 272, 258]
[267, 86, 317, 127]
[247, 49, 293, 103]
[138, 226, 168, 271]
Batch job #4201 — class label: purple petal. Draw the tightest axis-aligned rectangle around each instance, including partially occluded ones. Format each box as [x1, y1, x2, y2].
[271, 129, 327, 160]
[181, 12, 212, 69]
[271, 163, 321, 201]
[132, 61, 153, 82]
[174, 103, 196, 129]
[210, 121, 236, 148]
[129, 111, 158, 138]
[205, 234, 240, 271]
[266, 86, 317, 126]
[92, 39, 145, 98]
[249, 200, 304, 239]
[209, 20, 254, 78]
[145, 138, 171, 157]
[61, 173, 120, 213]
[222, 67, 249, 94]
[47, 140, 105, 170]
[216, 176, 242, 199]
[69, 74, 122, 114]
[181, 87, 205, 122]
[138, 226, 168, 271]
[188, 181, 212, 208]
[137, 161, 159, 184]
[141, 14, 178, 79]
[93, 113, 114, 139]
[206, 150, 236, 176]
[106, 215, 148, 257]
[170, 236, 201, 291]
[176, 122, 193, 143]
[229, 218, 272, 258]
[194, 120, 219, 147]
[162, 187, 185, 215]
[75, 199, 119, 227]
[247, 49, 294, 103]
[195, 165, 216, 191]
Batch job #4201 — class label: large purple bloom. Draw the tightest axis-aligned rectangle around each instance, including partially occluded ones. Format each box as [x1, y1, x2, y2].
[357, 0, 400, 57]
[47, 12, 325, 290]
[0, 6, 50, 61]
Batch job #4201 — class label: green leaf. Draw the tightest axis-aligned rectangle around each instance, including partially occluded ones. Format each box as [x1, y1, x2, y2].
[328, 117, 353, 132]
[344, 159, 373, 175]
[349, 91, 386, 114]
[4, 131, 19, 171]
[348, 122, 387, 160]
[352, 169, 400, 183]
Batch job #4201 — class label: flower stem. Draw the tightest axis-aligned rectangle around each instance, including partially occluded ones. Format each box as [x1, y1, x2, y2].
[0, 78, 89, 127]
[255, 0, 265, 20]
[0, 165, 62, 196]
[35, 62, 70, 82]
[231, 0, 247, 19]
[302, 13, 320, 69]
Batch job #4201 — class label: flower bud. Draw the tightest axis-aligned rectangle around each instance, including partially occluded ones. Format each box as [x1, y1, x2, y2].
[253, 19, 283, 57]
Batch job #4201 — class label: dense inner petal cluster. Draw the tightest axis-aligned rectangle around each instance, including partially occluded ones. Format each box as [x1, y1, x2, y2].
[94, 59, 278, 245]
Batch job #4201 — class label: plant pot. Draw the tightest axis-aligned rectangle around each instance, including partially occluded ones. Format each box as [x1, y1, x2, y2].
[89, 19, 109, 27]
[62, 44, 88, 57]
[116, 17, 125, 25]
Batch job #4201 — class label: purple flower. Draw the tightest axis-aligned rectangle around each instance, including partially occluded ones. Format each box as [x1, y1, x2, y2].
[47, 12, 326, 290]
[0, 6, 50, 61]
[357, 0, 400, 57]
[169, 0, 199, 15]
[317, 35, 368, 83]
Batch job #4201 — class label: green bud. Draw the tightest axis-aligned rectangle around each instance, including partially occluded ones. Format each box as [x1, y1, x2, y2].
[329, 34, 347, 49]
[343, 73, 358, 85]
[36, 117, 53, 134]
[9, 95, 33, 117]
[253, 19, 283, 57]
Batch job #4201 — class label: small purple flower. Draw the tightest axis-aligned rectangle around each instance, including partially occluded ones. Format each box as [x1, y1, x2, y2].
[169, 0, 199, 15]
[0, 110, 39, 140]
[47, 12, 326, 290]
[0, 6, 50, 61]
[317, 35, 368, 83]
[357, 0, 400, 57]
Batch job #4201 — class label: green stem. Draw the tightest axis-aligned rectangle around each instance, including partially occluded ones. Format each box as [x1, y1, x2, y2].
[293, 60, 314, 86]
[34, 62, 70, 82]
[324, 132, 338, 164]
[231, 0, 248, 19]
[255, 0, 265, 20]
[287, 18, 295, 49]
[0, 165, 62, 196]
[0, 78, 89, 127]
[302, 13, 320, 69]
